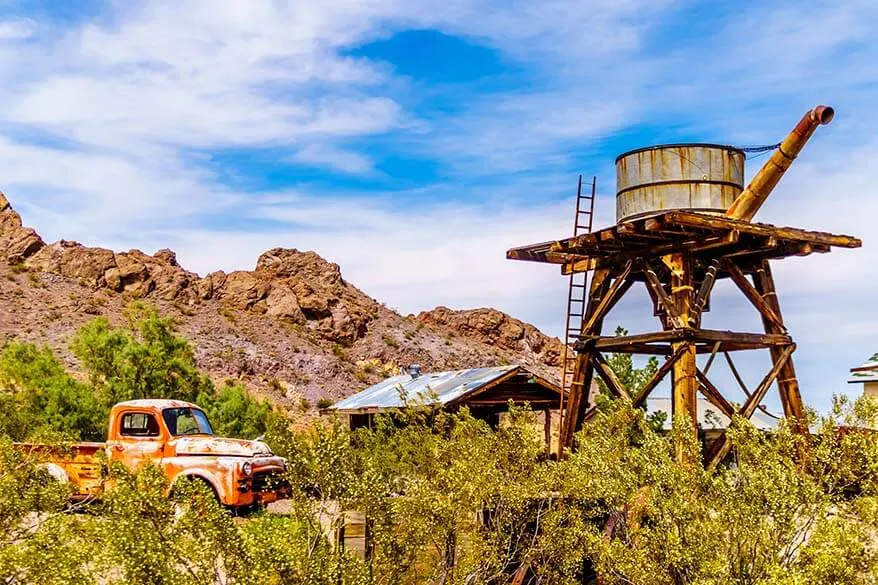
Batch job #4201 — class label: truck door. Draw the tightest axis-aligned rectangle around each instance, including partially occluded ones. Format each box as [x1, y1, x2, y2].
[108, 410, 164, 470]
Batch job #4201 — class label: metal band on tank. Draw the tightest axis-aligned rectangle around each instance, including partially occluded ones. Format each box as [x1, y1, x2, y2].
[619, 207, 730, 222]
[615, 179, 745, 198]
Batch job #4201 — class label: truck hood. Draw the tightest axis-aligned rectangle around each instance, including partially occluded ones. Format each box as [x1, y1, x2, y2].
[172, 436, 273, 457]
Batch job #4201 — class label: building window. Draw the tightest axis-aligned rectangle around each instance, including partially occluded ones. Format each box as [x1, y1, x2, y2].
[349, 414, 373, 431]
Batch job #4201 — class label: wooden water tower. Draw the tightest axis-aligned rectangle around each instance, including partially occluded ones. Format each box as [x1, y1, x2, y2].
[507, 106, 861, 465]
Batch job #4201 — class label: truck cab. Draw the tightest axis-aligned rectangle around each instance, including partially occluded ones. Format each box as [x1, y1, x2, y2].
[105, 399, 288, 509]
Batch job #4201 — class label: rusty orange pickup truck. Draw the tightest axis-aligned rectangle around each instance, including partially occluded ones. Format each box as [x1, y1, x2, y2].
[19, 399, 288, 511]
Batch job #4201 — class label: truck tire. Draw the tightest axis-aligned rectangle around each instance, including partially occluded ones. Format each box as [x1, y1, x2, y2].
[230, 503, 262, 517]
[171, 475, 220, 519]
[39, 463, 70, 484]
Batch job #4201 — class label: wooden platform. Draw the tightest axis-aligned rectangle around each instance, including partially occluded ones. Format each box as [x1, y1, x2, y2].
[507, 210, 861, 275]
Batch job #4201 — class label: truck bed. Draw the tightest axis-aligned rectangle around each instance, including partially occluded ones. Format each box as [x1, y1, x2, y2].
[15, 442, 106, 500]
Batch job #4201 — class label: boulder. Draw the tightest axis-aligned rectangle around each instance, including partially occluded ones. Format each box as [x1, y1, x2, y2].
[197, 271, 225, 300]
[27, 240, 117, 288]
[0, 192, 45, 262]
[105, 252, 150, 293]
[257, 247, 343, 285]
[154, 248, 179, 266]
[219, 271, 270, 310]
[155, 272, 191, 301]
[291, 280, 331, 319]
[265, 286, 306, 323]
[329, 304, 367, 342]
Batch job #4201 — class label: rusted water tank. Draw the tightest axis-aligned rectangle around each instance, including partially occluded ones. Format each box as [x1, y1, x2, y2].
[615, 144, 745, 223]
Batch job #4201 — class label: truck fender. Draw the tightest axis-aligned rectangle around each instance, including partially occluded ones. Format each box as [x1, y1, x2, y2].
[169, 470, 223, 503]
[39, 462, 70, 484]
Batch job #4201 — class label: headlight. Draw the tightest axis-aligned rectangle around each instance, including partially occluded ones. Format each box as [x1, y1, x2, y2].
[241, 461, 253, 477]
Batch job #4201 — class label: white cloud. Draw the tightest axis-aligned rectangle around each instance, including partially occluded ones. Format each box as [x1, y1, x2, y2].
[0, 19, 34, 41]
[289, 144, 375, 175]
[0, 0, 874, 414]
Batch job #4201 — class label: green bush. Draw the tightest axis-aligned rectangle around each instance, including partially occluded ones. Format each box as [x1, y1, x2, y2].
[1, 399, 878, 583]
[197, 382, 276, 440]
[3, 311, 878, 584]
[70, 303, 210, 405]
[0, 302, 274, 441]
[0, 343, 104, 440]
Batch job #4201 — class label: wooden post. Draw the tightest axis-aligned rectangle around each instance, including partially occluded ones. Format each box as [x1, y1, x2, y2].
[666, 253, 698, 462]
[752, 260, 808, 435]
[543, 408, 552, 454]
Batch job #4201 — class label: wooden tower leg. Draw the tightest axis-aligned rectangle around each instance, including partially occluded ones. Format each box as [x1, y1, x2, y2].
[752, 260, 807, 435]
[666, 253, 698, 462]
[561, 268, 611, 449]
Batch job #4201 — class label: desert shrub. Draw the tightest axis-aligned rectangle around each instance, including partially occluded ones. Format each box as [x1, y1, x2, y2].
[0, 303, 274, 441]
[70, 303, 210, 405]
[0, 343, 104, 441]
[1, 398, 878, 584]
[2, 312, 878, 584]
[197, 381, 277, 440]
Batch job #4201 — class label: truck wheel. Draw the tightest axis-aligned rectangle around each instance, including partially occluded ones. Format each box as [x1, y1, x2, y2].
[230, 503, 262, 517]
[171, 476, 220, 519]
[38, 463, 69, 484]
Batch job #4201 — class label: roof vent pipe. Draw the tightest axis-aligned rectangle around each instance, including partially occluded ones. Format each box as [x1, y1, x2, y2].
[725, 105, 834, 222]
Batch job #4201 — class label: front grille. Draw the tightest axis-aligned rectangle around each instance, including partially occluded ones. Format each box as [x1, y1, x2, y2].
[251, 471, 288, 493]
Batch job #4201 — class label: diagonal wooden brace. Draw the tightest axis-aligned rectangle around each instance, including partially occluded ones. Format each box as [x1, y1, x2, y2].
[632, 345, 687, 408]
[706, 344, 795, 468]
[721, 258, 786, 332]
[591, 352, 633, 402]
[580, 260, 635, 336]
[643, 261, 687, 329]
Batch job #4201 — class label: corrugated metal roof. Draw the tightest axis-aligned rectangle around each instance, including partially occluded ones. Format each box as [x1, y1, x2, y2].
[328, 365, 779, 431]
[328, 365, 544, 413]
[849, 354, 878, 383]
[646, 397, 778, 431]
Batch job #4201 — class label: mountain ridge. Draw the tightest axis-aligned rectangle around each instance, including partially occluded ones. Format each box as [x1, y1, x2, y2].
[0, 193, 563, 409]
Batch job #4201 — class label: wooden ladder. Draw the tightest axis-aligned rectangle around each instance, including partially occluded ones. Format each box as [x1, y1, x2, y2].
[558, 175, 596, 454]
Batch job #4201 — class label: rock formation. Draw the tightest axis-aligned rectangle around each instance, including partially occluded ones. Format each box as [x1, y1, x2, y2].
[0, 193, 563, 408]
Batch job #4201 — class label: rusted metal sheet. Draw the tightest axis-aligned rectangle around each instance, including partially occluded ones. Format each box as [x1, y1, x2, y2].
[616, 144, 744, 222]
[726, 105, 834, 222]
[327, 365, 562, 414]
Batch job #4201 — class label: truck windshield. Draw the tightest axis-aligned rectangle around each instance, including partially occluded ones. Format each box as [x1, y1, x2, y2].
[162, 408, 214, 436]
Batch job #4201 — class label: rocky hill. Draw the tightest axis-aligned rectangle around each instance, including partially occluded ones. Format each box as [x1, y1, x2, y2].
[0, 194, 563, 410]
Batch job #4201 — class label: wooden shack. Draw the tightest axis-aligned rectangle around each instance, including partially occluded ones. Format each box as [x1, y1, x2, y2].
[325, 365, 563, 448]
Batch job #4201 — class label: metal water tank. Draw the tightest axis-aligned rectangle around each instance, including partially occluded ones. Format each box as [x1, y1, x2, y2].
[615, 144, 745, 223]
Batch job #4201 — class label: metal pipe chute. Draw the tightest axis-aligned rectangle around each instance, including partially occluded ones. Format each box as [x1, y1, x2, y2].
[725, 105, 834, 222]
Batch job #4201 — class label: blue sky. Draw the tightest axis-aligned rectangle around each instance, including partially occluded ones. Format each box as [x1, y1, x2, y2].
[0, 0, 875, 413]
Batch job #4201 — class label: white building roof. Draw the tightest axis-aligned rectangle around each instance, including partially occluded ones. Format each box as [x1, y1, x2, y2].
[849, 353, 878, 384]
[646, 397, 778, 431]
